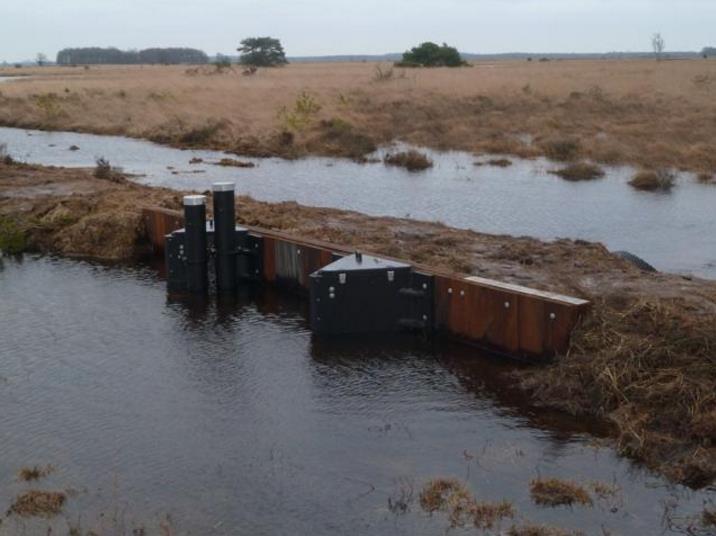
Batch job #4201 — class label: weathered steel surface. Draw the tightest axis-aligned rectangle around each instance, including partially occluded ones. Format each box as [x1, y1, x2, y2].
[142, 206, 589, 357]
[142, 207, 184, 252]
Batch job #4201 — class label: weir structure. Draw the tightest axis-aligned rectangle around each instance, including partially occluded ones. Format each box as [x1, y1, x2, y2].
[152, 183, 589, 359]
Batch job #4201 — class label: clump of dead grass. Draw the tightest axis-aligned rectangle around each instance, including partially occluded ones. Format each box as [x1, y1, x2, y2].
[529, 478, 592, 507]
[487, 158, 513, 167]
[507, 524, 582, 536]
[93, 157, 124, 183]
[541, 138, 581, 162]
[384, 150, 433, 171]
[703, 507, 716, 527]
[550, 162, 605, 181]
[178, 119, 228, 146]
[215, 158, 255, 168]
[419, 478, 467, 513]
[471, 499, 515, 529]
[18, 464, 54, 482]
[419, 479, 514, 529]
[697, 172, 714, 184]
[629, 169, 675, 191]
[7, 490, 66, 518]
[518, 298, 716, 487]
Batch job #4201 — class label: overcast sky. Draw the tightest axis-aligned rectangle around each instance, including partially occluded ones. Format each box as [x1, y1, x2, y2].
[2, 0, 714, 61]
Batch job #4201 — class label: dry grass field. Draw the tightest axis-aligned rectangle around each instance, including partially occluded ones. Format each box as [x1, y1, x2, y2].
[2, 59, 716, 171]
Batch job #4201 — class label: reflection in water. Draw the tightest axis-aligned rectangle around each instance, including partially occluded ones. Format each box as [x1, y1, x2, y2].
[1, 126, 715, 277]
[0, 255, 711, 535]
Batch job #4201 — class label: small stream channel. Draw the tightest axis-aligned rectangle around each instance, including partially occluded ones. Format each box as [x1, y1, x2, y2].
[1, 126, 715, 279]
[0, 254, 713, 534]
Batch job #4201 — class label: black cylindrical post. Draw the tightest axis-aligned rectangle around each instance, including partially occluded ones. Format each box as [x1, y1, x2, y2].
[212, 182, 237, 291]
[183, 194, 208, 293]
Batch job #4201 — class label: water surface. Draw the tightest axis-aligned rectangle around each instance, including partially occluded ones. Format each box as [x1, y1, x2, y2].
[1, 126, 715, 278]
[0, 255, 712, 534]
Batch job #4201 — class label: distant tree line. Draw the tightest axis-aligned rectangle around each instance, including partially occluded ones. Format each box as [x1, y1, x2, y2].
[56, 47, 209, 65]
[703, 47, 716, 58]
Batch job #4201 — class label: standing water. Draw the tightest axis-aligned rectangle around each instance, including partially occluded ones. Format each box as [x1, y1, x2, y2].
[1, 126, 716, 278]
[0, 255, 713, 534]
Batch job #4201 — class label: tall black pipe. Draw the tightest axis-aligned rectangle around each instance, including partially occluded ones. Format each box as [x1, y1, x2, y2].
[212, 182, 237, 291]
[183, 194, 208, 293]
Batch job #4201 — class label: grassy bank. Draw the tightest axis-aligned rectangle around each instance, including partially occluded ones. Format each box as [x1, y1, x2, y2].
[1, 159, 715, 487]
[1, 60, 716, 172]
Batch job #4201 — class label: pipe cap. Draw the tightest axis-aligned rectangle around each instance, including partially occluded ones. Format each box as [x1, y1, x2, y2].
[183, 195, 206, 206]
[212, 182, 235, 192]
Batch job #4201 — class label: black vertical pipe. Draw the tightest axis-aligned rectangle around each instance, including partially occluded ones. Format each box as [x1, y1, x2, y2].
[183, 194, 208, 293]
[212, 182, 237, 291]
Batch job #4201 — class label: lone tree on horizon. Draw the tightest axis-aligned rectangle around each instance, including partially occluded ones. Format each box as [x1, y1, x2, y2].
[396, 42, 467, 67]
[652, 33, 665, 61]
[238, 37, 288, 67]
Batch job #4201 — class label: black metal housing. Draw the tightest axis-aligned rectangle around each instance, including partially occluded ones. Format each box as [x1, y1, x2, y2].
[309, 253, 434, 335]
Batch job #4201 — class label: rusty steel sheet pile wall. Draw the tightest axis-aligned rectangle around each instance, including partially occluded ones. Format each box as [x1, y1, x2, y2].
[143, 207, 589, 358]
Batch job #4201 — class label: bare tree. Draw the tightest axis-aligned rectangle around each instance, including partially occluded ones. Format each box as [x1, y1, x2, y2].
[652, 33, 665, 61]
[36, 53, 48, 66]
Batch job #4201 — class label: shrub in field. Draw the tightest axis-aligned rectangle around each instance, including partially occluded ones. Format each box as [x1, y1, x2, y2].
[629, 169, 675, 191]
[384, 150, 433, 171]
[278, 92, 321, 131]
[396, 42, 467, 67]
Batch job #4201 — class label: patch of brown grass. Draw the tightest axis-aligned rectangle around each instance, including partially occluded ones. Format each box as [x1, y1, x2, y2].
[529, 478, 592, 507]
[703, 507, 716, 527]
[419, 478, 467, 513]
[629, 169, 675, 191]
[540, 138, 581, 162]
[550, 162, 605, 181]
[2, 60, 716, 171]
[518, 299, 716, 487]
[215, 157, 255, 168]
[8, 490, 66, 518]
[487, 158, 513, 167]
[419, 479, 514, 529]
[697, 172, 714, 184]
[507, 524, 582, 536]
[384, 150, 433, 171]
[471, 499, 515, 529]
[18, 464, 54, 481]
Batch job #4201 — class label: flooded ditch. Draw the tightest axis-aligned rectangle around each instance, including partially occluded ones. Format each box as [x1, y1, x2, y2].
[0, 254, 714, 534]
[1, 126, 715, 279]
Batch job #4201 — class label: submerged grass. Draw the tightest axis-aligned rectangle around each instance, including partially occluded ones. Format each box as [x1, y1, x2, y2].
[18, 464, 54, 482]
[8, 490, 66, 518]
[507, 524, 582, 536]
[419, 479, 514, 529]
[529, 478, 592, 507]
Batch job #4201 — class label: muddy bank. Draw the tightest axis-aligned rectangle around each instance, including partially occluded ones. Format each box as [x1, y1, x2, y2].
[1, 160, 715, 487]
